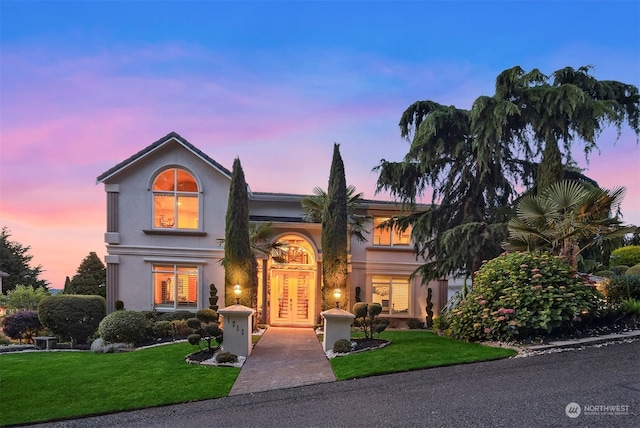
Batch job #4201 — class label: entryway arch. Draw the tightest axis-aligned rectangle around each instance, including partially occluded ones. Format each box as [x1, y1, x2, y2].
[268, 234, 318, 326]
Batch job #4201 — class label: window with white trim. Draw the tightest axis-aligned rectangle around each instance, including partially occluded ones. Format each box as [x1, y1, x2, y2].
[372, 276, 409, 314]
[373, 218, 411, 246]
[153, 168, 199, 230]
[153, 264, 198, 309]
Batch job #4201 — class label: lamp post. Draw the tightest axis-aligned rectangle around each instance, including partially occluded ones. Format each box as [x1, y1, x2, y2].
[233, 284, 242, 305]
[333, 288, 341, 309]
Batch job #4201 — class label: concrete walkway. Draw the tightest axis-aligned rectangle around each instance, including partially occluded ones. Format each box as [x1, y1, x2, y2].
[229, 327, 336, 396]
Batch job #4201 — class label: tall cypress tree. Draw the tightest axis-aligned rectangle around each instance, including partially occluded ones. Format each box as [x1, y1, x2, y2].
[224, 158, 254, 307]
[321, 144, 348, 310]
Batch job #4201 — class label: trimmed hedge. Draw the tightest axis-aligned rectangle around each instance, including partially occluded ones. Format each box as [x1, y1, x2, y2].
[38, 295, 106, 346]
[157, 310, 194, 321]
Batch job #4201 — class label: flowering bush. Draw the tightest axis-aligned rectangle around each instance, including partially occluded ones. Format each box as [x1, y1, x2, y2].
[449, 252, 602, 342]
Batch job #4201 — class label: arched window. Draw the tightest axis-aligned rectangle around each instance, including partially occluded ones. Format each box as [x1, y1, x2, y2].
[153, 168, 199, 230]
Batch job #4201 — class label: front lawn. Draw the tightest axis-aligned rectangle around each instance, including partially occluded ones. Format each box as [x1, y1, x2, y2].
[1, 330, 516, 426]
[330, 330, 517, 380]
[0, 342, 240, 426]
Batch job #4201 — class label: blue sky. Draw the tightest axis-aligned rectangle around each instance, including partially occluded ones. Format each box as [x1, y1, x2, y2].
[1, 0, 639, 289]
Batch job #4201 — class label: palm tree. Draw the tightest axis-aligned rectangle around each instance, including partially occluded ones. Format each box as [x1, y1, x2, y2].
[246, 222, 288, 263]
[301, 185, 372, 243]
[504, 180, 635, 269]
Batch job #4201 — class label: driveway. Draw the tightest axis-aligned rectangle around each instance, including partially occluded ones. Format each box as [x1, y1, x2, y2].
[30, 338, 639, 428]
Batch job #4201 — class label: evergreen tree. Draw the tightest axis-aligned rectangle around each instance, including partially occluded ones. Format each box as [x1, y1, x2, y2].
[375, 101, 519, 282]
[473, 66, 640, 194]
[321, 144, 348, 310]
[66, 252, 106, 297]
[375, 66, 640, 282]
[0, 227, 48, 293]
[224, 158, 254, 307]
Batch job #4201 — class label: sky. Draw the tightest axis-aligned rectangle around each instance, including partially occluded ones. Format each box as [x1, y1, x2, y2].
[1, 0, 639, 290]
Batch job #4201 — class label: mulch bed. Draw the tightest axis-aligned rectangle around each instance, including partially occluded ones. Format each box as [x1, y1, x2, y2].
[351, 337, 390, 352]
[186, 348, 220, 363]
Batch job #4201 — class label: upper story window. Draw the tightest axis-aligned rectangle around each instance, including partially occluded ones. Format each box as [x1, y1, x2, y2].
[373, 217, 411, 246]
[153, 168, 199, 230]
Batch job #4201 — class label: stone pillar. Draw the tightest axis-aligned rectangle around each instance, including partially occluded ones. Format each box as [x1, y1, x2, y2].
[321, 308, 355, 352]
[218, 305, 255, 357]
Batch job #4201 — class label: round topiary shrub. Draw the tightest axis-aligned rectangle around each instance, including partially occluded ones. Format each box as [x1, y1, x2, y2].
[196, 309, 218, 323]
[98, 310, 147, 345]
[449, 252, 602, 342]
[188, 333, 202, 346]
[186, 317, 202, 330]
[626, 263, 640, 276]
[332, 338, 353, 354]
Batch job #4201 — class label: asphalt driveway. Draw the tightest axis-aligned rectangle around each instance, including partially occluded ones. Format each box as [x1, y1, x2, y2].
[30, 340, 639, 428]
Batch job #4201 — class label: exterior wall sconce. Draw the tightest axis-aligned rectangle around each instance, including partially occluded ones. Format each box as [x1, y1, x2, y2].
[234, 284, 242, 304]
[333, 288, 341, 308]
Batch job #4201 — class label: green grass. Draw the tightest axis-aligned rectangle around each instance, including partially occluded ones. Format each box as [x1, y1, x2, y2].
[0, 343, 240, 426]
[1, 331, 516, 426]
[330, 330, 517, 380]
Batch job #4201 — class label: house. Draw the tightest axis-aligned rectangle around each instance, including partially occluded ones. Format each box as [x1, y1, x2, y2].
[96, 132, 448, 327]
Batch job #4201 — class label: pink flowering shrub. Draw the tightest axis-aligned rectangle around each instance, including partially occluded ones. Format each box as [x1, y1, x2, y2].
[449, 252, 602, 342]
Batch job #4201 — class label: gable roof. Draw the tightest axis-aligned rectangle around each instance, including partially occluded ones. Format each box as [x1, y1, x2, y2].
[96, 132, 232, 183]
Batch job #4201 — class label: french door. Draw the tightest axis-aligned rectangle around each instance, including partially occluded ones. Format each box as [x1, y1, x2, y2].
[271, 270, 314, 325]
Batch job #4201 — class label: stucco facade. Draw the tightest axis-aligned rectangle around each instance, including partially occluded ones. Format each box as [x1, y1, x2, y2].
[97, 132, 446, 327]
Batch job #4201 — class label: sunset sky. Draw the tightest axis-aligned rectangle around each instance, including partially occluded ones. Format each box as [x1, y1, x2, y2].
[1, 1, 639, 290]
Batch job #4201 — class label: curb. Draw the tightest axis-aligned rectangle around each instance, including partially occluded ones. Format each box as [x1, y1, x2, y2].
[524, 330, 640, 352]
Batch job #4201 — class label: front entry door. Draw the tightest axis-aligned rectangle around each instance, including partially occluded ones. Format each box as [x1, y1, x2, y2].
[271, 270, 314, 326]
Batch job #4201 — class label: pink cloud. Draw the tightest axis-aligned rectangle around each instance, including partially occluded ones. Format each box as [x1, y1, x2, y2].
[2, 41, 639, 291]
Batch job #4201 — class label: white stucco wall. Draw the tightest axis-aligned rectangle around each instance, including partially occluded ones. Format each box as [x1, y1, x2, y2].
[103, 139, 231, 311]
